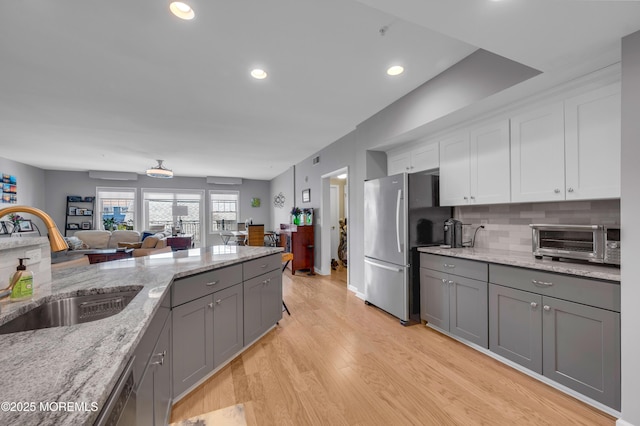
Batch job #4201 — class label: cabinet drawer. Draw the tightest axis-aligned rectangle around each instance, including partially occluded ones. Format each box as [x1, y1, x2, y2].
[420, 253, 487, 281]
[489, 264, 620, 312]
[172, 264, 242, 307]
[243, 254, 281, 280]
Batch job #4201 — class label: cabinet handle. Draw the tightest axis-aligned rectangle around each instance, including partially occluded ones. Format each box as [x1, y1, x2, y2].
[532, 279, 553, 287]
[567, 187, 574, 193]
[530, 302, 538, 308]
[441, 278, 447, 284]
[470, 196, 475, 200]
[448, 280, 454, 285]
[206, 280, 219, 286]
[215, 299, 222, 305]
[554, 188, 561, 194]
[463, 196, 468, 200]
[151, 351, 166, 366]
[208, 302, 214, 308]
[406, 166, 410, 170]
[543, 305, 551, 311]
[260, 264, 268, 268]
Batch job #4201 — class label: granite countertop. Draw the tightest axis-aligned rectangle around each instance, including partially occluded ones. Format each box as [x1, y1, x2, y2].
[417, 246, 620, 282]
[0, 245, 283, 426]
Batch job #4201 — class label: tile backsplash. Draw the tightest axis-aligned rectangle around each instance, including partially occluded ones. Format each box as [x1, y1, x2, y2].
[455, 199, 620, 253]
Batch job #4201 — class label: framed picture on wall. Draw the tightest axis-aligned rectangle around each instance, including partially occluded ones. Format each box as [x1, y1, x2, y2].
[18, 220, 33, 232]
[302, 189, 310, 203]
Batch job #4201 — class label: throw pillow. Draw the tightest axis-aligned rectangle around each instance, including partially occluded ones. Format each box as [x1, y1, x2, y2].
[64, 236, 86, 251]
[141, 236, 159, 249]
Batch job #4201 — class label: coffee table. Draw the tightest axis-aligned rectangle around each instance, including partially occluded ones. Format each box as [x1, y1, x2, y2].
[85, 248, 134, 264]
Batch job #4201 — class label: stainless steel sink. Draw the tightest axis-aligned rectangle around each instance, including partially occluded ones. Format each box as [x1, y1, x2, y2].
[0, 289, 141, 335]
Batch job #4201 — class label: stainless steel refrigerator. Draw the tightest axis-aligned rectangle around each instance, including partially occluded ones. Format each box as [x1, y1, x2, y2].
[364, 173, 452, 325]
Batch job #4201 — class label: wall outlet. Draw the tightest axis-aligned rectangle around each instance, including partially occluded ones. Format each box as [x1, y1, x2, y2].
[25, 249, 42, 265]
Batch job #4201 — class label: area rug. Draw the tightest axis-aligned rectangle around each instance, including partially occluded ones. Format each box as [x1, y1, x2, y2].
[170, 403, 247, 426]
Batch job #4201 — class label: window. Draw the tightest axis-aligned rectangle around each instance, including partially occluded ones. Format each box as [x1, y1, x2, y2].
[210, 190, 239, 232]
[96, 187, 137, 230]
[142, 189, 204, 247]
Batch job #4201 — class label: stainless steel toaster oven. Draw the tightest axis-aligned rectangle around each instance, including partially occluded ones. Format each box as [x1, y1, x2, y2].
[530, 224, 619, 265]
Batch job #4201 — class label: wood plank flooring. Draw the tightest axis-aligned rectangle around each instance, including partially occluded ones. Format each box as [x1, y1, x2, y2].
[171, 266, 615, 426]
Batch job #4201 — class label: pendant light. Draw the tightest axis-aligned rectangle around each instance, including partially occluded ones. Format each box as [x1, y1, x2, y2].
[146, 160, 173, 178]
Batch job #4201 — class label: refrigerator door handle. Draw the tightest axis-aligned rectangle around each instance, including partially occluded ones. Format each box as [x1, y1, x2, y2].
[365, 258, 403, 273]
[396, 188, 402, 253]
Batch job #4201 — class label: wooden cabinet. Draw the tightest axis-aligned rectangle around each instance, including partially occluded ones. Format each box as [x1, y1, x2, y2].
[167, 234, 193, 251]
[564, 83, 621, 200]
[279, 224, 314, 275]
[419, 254, 489, 347]
[489, 264, 620, 409]
[439, 120, 510, 206]
[387, 143, 439, 175]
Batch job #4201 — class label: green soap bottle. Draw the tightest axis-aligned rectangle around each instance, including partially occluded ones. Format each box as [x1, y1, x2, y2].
[10, 258, 33, 302]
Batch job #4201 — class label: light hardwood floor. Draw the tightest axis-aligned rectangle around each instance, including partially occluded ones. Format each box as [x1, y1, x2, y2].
[171, 266, 615, 426]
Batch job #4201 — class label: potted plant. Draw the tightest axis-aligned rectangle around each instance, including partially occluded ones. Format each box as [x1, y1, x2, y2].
[290, 207, 302, 225]
[103, 217, 116, 231]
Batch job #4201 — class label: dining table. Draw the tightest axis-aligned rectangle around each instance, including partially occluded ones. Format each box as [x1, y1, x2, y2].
[220, 230, 277, 246]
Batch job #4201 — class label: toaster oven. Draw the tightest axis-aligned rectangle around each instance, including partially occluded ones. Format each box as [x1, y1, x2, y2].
[530, 224, 618, 264]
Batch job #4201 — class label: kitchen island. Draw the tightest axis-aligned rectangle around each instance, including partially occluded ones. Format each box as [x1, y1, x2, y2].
[0, 243, 282, 425]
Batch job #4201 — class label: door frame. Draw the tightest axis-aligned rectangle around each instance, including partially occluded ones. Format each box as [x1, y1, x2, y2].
[320, 167, 349, 288]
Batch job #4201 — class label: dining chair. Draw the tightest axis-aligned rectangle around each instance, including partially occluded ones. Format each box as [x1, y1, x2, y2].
[246, 224, 265, 246]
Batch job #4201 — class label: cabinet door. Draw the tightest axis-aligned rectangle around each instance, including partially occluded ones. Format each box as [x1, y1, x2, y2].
[387, 150, 411, 175]
[449, 276, 489, 348]
[136, 362, 154, 425]
[510, 103, 565, 202]
[263, 270, 283, 328]
[565, 83, 621, 200]
[489, 284, 542, 373]
[213, 284, 244, 368]
[439, 131, 471, 206]
[172, 295, 213, 398]
[470, 119, 511, 205]
[542, 296, 620, 410]
[419, 268, 449, 331]
[244, 273, 267, 345]
[411, 143, 439, 173]
[153, 316, 172, 426]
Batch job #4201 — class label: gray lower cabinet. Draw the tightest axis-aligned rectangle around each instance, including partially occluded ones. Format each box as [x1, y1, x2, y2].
[212, 283, 244, 367]
[420, 254, 488, 347]
[244, 268, 282, 345]
[136, 311, 172, 425]
[489, 264, 621, 410]
[172, 294, 213, 398]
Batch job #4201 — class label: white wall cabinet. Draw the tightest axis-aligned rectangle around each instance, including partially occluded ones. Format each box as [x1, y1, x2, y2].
[439, 120, 510, 206]
[511, 83, 621, 203]
[387, 143, 439, 175]
[510, 102, 566, 203]
[565, 83, 621, 200]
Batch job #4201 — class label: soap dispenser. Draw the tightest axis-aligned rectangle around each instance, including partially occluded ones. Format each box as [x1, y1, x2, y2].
[9, 258, 33, 301]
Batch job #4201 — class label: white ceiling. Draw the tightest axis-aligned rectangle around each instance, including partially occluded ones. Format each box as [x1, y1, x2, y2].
[1, 0, 640, 180]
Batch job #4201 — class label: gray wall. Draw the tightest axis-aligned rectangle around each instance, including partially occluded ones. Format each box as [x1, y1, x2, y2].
[269, 166, 294, 231]
[43, 171, 271, 247]
[0, 156, 47, 231]
[621, 30, 640, 426]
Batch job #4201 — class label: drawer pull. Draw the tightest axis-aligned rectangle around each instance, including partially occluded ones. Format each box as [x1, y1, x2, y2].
[448, 280, 454, 285]
[206, 280, 219, 286]
[443, 263, 455, 268]
[215, 299, 222, 305]
[532, 279, 553, 287]
[261, 264, 268, 268]
[208, 302, 214, 308]
[543, 305, 551, 311]
[441, 278, 447, 284]
[530, 302, 538, 308]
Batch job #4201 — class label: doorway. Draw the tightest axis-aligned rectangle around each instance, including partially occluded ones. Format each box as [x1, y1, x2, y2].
[320, 168, 349, 287]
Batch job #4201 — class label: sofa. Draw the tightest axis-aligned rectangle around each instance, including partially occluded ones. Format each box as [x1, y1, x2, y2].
[72, 230, 141, 249]
[115, 230, 172, 257]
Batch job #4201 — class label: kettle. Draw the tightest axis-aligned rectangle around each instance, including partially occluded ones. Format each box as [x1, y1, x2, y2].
[444, 218, 463, 248]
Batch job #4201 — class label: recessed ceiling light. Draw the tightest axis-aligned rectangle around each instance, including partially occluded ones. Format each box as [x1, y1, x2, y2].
[169, 1, 195, 20]
[387, 65, 404, 76]
[251, 69, 268, 80]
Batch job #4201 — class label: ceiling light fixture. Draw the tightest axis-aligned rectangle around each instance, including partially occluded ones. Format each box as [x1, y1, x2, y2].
[169, 1, 195, 20]
[337, 173, 347, 179]
[146, 160, 174, 178]
[387, 65, 404, 76]
[251, 69, 268, 80]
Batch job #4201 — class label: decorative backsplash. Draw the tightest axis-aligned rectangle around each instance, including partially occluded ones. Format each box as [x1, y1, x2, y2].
[455, 199, 621, 253]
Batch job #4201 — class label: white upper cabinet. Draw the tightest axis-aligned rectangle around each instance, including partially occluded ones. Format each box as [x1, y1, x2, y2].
[440, 120, 510, 206]
[564, 83, 621, 200]
[510, 103, 566, 203]
[439, 131, 471, 206]
[387, 143, 439, 176]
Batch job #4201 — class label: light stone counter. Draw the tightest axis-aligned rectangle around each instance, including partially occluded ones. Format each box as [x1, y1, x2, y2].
[0, 245, 282, 426]
[417, 246, 620, 282]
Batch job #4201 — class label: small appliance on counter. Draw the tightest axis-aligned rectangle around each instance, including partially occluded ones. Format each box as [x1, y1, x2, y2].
[443, 218, 463, 248]
[530, 223, 620, 265]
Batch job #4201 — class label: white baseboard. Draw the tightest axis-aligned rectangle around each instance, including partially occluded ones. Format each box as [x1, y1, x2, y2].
[617, 419, 635, 426]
